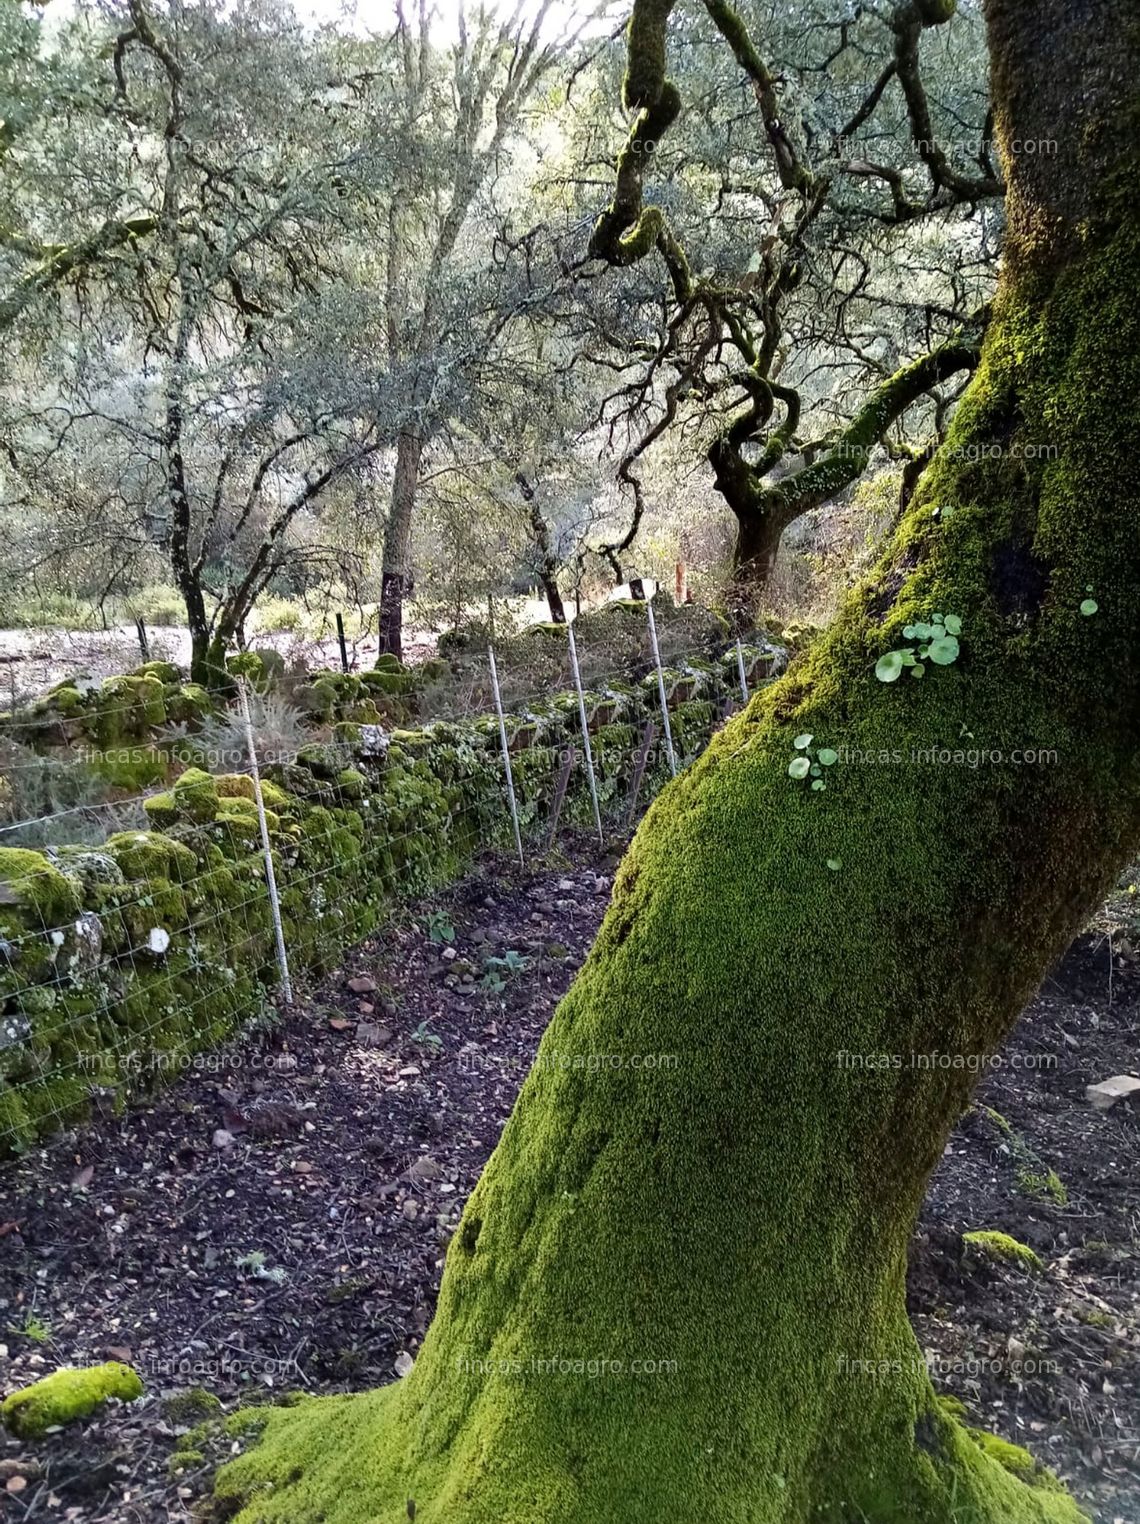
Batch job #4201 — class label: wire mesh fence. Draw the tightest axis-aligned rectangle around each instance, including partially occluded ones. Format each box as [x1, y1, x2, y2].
[0, 625, 782, 1155]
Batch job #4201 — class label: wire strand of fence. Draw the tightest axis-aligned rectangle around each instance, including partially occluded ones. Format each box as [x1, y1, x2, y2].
[0, 631, 768, 1149]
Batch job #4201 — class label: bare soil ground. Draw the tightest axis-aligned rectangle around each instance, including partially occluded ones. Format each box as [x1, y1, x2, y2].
[0, 839, 1136, 1523]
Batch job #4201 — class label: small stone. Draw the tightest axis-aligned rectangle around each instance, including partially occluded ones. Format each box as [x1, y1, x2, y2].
[394, 1350, 414, 1377]
[212, 1129, 235, 1150]
[402, 1198, 419, 1220]
[357, 1022, 393, 1048]
[405, 1156, 440, 1183]
[347, 976, 377, 994]
[1086, 1074, 1140, 1110]
[441, 946, 457, 962]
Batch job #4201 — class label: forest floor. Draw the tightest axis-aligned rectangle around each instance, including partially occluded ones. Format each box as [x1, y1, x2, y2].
[0, 836, 1137, 1524]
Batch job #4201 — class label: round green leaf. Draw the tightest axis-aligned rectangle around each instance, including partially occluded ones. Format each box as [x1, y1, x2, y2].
[817, 747, 838, 766]
[926, 634, 960, 666]
[810, 763, 821, 777]
[811, 779, 826, 791]
[788, 756, 811, 779]
[825, 858, 842, 872]
[902, 625, 916, 639]
[875, 651, 905, 683]
[793, 733, 813, 749]
[910, 663, 925, 678]
[932, 612, 944, 625]
[943, 614, 962, 636]
[1080, 598, 1098, 616]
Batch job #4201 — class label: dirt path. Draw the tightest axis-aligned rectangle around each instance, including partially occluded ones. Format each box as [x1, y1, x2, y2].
[0, 843, 1136, 1523]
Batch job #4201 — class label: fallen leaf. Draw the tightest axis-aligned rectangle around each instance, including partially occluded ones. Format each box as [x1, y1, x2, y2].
[71, 1165, 95, 1189]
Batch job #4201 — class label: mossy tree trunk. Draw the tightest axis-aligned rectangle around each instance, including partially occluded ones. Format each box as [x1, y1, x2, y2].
[215, 2, 1139, 1521]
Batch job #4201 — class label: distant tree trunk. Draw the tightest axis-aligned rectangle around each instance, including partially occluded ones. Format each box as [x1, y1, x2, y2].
[376, 428, 424, 662]
[539, 571, 565, 624]
[727, 508, 786, 629]
[215, 2, 1138, 1521]
[517, 473, 566, 623]
[167, 447, 219, 688]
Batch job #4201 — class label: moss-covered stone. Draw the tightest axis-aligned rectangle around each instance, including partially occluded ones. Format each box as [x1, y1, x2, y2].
[216, 773, 292, 811]
[134, 659, 182, 684]
[0, 847, 81, 924]
[172, 766, 220, 823]
[105, 831, 198, 883]
[226, 651, 266, 684]
[164, 1387, 223, 1425]
[1, 1362, 143, 1438]
[144, 791, 179, 828]
[963, 1230, 1044, 1272]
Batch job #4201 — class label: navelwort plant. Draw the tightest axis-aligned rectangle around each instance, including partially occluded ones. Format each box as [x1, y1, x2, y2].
[875, 612, 963, 683]
[786, 734, 839, 792]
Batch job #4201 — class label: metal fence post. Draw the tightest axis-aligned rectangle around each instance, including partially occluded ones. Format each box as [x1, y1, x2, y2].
[239, 680, 292, 1003]
[488, 646, 524, 867]
[567, 622, 604, 845]
[735, 639, 749, 706]
[645, 599, 677, 776]
[336, 612, 350, 673]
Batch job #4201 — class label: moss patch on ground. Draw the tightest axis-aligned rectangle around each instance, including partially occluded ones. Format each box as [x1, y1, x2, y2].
[1, 1362, 143, 1438]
